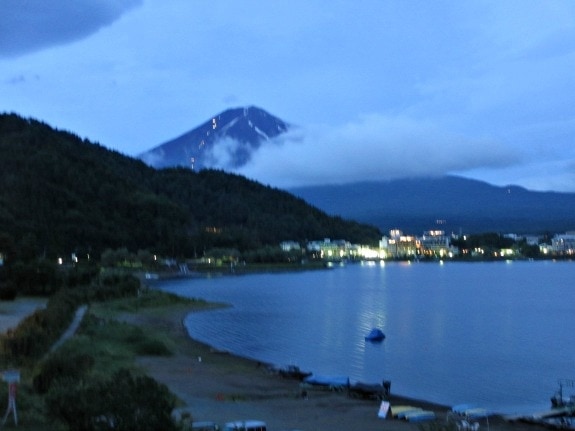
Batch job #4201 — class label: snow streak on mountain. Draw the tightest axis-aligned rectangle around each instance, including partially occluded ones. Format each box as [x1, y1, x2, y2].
[139, 106, 289, 170]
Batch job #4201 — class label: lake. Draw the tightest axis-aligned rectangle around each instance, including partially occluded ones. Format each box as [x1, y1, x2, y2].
[157, 260, 575, 415]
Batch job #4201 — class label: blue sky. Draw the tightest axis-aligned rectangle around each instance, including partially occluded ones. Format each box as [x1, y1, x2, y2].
[1, 1, 575, 191]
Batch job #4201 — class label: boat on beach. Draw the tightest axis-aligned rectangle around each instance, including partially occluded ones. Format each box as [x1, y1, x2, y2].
[403, 410, 437, 422]
[551, 379, 575, 408]
[447, 404, 491, 431]
[348, 380, 391, 400]
[503, 381, 575, 429]
[392, 406, 422, 419]
[520, 379, 575, 429]
[267, 364, 311, 381]
[390, 405, 437, 422]
[451, 404, 491, 419]
[223, 420, 266, 431]
[301, 374, 350, 391]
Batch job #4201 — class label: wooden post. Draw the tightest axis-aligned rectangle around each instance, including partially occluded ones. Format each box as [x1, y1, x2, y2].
[1, 370, 20, 426]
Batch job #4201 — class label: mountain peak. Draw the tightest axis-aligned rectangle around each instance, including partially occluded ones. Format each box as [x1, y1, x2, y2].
[139, 106, 289, 170]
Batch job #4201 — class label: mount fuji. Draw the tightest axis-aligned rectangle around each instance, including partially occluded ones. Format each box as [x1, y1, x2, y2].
[139, 106, 290, 170]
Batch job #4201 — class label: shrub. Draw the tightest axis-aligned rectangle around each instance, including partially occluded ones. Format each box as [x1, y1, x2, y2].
[0, 290, 77, 360]
[91, 273, 140, 301]
[46, 368, 177, 431]
[133, 339, 171, 356]
[33, 350, 95, 394]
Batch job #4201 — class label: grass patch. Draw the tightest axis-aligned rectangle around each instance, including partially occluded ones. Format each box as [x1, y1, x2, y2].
[77, 314, 172, 367]
[31, 314, 172, 394]
[68, 289, 219, 376]
[89, 287, 215, 317]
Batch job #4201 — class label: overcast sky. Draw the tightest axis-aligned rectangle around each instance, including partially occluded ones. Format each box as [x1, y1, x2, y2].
[1, 1, 575, 191]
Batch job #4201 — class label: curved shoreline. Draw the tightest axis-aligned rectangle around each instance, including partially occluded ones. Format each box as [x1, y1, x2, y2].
[124, 302, 527, 431]
[152, 264, 568, 417]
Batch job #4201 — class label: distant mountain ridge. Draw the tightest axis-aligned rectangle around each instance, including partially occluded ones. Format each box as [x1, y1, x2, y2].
[139, 106, 289, 170]
[138, 104, 575, 235]
[289, 176, 575, 235]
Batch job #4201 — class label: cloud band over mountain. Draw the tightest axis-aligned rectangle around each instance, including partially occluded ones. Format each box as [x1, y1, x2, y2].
[237, 114, 520, 188]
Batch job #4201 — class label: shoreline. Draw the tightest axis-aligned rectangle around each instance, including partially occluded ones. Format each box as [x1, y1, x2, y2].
[147, 264, 568, 419]
[123, 303, 537, 431]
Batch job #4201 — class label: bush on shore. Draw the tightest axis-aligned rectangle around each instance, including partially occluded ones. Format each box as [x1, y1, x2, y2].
[45, 368, 177, 431]
[0, 290, 77, 361]
[0, 273, 142, 363]
[0, 269, 185, 429]
[33, 349, 95, 394]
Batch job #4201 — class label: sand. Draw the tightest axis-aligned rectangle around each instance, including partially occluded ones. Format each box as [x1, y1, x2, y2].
[119, 304, 545, 431]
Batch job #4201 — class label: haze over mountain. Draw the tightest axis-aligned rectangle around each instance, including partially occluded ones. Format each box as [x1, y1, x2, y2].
[139, 106, 289, 170]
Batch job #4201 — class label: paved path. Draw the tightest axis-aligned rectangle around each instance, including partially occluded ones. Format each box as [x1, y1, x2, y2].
[50, 305, 88, 353]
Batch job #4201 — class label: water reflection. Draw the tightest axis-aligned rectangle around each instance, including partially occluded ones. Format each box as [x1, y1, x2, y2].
[168, 261, 575, 414]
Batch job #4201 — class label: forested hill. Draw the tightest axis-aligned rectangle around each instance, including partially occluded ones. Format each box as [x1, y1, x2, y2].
[0, 113, 380, 259]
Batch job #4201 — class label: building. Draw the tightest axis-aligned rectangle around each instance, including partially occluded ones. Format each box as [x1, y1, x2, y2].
[307, 238, 351, 260]
[420, 230, 453, 257]
[380, 230, 419, 258]
[550, 232, 575, 255]
[280, 241, 301, 252]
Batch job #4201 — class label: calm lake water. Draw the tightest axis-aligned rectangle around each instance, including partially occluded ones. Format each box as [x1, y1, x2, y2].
[157, 260, 575, 415]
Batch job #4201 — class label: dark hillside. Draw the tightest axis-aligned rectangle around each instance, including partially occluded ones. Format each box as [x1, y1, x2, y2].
[0, 113, 168, 255]
[151, 169, 380, 251]
[0, 113, 380, 259]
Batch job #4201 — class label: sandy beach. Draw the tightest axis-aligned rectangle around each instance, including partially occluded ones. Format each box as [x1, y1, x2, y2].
[120, 304, 545, 431]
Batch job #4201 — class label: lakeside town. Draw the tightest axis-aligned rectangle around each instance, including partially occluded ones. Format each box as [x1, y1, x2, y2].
[280, 230, 575, 262]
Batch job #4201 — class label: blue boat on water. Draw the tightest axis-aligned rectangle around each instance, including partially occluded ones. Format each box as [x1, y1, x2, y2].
[365, 328, 385, 342]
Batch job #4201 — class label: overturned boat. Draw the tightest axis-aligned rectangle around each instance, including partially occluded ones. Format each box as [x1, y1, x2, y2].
[348, 380, 391, 400]
[267, 364, 312, 381]
[301, 374, 350, 391]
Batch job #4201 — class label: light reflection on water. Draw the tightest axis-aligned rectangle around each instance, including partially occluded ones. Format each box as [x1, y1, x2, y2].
[159, 261, 575, 415]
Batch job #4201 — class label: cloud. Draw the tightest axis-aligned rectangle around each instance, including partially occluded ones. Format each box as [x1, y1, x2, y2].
[0, 0, 142, 57]
[458, 158, 575, 193]
[1, 1, 574, 192]
[202, 137, 247, 170]
[237, 114, 520, 188]
[139, 148, 166, 169]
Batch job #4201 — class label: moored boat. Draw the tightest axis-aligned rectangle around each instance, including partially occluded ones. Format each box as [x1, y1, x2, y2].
[365, 328, 385, 342]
